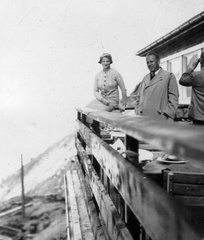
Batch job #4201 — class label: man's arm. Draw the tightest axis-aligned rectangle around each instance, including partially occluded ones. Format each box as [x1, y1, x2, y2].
[164, 73, 179, 119]
[134, 82, 143, 109]
[179, 58, 200, 86]
[179, 69, 194, 86]
[130, 82, 141, 96]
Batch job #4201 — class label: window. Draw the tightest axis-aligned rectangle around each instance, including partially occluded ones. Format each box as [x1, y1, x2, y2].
[160, 61, 167, 70]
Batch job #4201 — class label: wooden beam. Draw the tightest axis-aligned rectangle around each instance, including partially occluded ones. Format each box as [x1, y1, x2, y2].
[75, 108, 204, 169]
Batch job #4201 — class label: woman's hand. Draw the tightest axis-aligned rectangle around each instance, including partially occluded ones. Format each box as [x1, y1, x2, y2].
[119, 105, 126, 112]
[101, 98, 109, 105]
[118, 99, 127, 112]
[119, 102, 126, 112]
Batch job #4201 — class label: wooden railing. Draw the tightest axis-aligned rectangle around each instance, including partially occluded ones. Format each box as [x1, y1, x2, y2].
[75, 107, 204, 240]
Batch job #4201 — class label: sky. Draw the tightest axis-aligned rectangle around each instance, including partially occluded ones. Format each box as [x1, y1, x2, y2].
[0, 0, 204, 180]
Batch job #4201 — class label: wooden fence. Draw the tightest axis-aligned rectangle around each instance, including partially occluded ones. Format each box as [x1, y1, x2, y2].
[75, 107, 204, 240]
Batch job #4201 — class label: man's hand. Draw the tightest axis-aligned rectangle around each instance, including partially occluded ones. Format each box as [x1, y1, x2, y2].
[191, 58, 200, 70]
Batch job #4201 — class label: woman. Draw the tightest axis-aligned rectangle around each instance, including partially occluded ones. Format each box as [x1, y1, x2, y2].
[86, 53, 127, 111]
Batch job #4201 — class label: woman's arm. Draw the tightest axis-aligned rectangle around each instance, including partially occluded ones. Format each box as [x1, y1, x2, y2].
[116, 73, 127, 108]
[93, 77, 109, 105]
[93, 77, 102, 100]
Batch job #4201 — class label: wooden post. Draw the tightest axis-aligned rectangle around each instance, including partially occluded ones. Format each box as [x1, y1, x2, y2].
[77, 111, 82, 141]
[92, 120, 100, 137]
[125, 135, 139, 165]
[124, 136, 141, 239]
[64, 174, 71, 240]
[21, 154, 25, 218]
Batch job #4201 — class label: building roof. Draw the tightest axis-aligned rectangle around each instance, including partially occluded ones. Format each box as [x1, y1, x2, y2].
[137, 11, 204, 59]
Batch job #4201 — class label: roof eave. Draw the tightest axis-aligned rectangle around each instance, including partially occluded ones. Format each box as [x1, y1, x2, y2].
[136, 11, 204, 58]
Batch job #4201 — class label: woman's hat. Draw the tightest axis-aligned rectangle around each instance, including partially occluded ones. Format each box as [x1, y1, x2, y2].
[98, 53, 113, 64]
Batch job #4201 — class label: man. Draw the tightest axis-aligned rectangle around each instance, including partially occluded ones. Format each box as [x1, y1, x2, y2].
[135, 52, 179, 120]
[179, 52, 204, 125]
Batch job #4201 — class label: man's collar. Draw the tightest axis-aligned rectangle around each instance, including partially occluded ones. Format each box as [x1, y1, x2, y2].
[154, 67, 161, 75]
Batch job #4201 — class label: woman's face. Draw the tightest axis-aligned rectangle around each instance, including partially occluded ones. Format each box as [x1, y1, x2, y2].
[101, 57, 111, 70]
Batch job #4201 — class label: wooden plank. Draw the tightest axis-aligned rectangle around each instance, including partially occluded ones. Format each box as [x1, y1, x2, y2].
[139, 143, 163, 151]
[76, 124, 202, 240]
[66, 171, 82, 240]
[76, 158, 109, 240]
[0, 203, 33, 218]
[72, 170, 94, 240]
[173, 195, 204, 206]
[76, 140, 134, 240]
[173, 183, 204, 196]
[163, 171, 204, 184]
[64, 174, 71, 240]
[75, 107, 204, 169]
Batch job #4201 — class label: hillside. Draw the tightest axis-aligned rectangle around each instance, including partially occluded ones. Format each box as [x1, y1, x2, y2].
[0, 131, 79, 240]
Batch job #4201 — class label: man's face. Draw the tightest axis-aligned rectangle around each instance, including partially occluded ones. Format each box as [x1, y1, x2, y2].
[146, 54, 160, 72]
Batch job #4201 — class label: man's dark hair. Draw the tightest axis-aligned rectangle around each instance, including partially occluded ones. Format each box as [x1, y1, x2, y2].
[146, 51, 160, 61]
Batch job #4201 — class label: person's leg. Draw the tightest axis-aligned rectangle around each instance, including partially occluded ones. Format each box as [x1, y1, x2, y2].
[86, 99, 114, 111]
